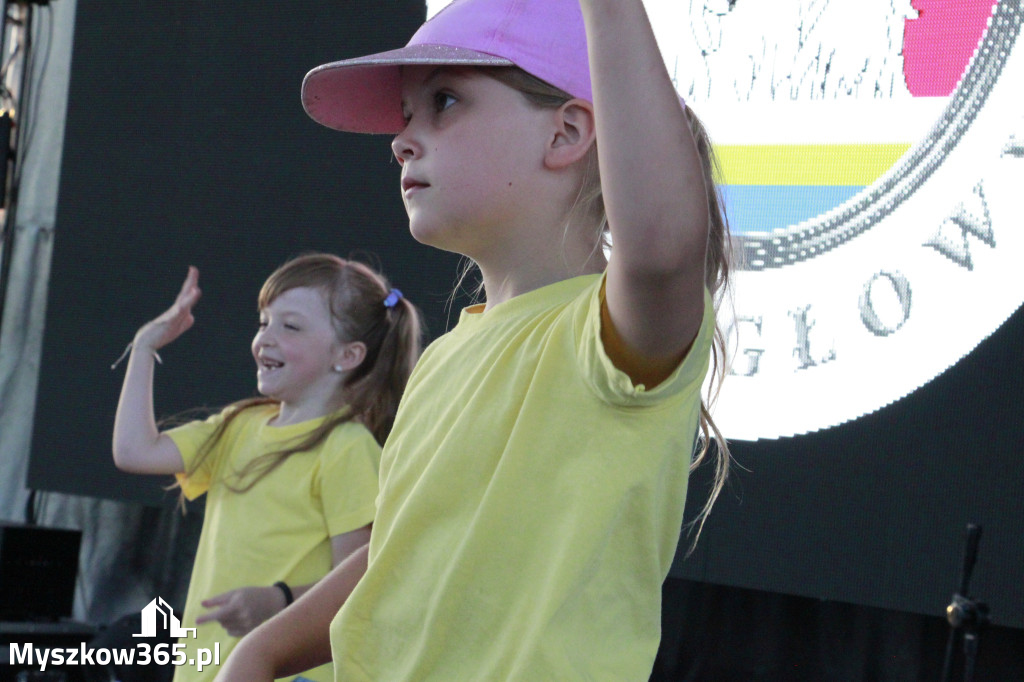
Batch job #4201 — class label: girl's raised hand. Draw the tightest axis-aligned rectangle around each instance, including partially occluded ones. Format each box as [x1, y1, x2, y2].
[134, 266, 202, 353]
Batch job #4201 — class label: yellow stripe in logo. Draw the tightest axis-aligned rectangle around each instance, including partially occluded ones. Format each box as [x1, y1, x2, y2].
[715, 144, 911, 186]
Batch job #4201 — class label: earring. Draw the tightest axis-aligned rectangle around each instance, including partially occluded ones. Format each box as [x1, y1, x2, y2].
[332, 364, 343, 373]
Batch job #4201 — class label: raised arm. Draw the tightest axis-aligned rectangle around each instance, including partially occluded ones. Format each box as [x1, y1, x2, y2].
[580, 0, 710, 375]
[112, 266, 201, 474]
[214, 542, 370, 681]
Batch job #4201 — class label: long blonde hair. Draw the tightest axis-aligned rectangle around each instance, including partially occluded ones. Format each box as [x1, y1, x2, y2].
[481, 66, 734, 543]
[177, 253, 423, 496]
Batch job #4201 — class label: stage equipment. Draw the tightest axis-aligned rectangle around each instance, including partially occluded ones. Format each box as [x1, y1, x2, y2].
[0, 523, 82, 622]
[0, 1, 37, 330]
[940, 524, 989, 682]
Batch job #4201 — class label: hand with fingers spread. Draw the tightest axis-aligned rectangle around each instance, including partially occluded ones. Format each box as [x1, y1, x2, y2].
[196, 586, 287, 638]
[133, 265, 202, 354]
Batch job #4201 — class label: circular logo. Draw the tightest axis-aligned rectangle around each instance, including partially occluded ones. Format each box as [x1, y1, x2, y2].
[659, 0, 1024, 440]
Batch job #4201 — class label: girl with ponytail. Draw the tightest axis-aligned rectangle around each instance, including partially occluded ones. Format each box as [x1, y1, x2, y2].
[112, 253, 422, 682]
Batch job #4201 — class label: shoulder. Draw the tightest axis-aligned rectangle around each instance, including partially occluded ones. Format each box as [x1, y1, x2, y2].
[315, 420, 382, 487]
[319, 419, 382, 458]
[325, 418, 378, 445]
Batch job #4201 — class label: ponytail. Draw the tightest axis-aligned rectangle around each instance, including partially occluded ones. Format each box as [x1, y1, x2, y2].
[174, 254, 424, 499]
[342, 290, 422, 445]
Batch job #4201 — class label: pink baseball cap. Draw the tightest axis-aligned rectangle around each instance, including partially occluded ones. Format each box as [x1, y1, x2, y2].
[301, 0, 592, 134]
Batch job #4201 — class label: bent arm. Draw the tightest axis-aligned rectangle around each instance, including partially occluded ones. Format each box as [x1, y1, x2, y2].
[215, 543, 370, 681]
[112, 267, 200, 474]
[580, 0, 710, 375]
[112, 345, 186, 474]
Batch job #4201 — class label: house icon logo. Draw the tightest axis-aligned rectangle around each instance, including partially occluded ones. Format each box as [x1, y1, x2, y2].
[133, 597, 196, 639]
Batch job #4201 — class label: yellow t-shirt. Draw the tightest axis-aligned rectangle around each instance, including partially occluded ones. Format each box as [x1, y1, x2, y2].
[331, 274, 714, 681]
[167, 403, 380, 682]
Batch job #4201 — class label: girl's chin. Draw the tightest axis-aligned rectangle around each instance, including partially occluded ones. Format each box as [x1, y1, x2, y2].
[408, 221, 473, 257]
[254, 380, 282, 400]
[407, 220, 442, 246]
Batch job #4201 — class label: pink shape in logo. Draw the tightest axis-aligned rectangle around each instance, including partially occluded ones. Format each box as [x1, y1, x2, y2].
[904, 0, 999, 96]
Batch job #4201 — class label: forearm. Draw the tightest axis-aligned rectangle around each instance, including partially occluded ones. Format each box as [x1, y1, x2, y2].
[216, 544, 369, 681]
[112, 345, 161, 469]
[578, 0, 708, 270]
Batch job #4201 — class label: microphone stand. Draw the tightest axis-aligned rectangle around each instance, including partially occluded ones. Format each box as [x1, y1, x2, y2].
[939, 524, 989, 682]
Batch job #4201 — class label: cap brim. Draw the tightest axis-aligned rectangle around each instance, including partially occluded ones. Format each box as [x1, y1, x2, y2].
[302, 44, 514, 134]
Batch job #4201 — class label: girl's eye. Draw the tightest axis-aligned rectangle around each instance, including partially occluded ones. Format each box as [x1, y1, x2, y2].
[257, 321, 268, 329]
[284, 324, 299, 331]
[433, 91, 457, 112]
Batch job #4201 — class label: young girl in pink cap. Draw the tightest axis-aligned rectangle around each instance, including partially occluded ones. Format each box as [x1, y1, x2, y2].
[219, 0, 732, 679]
[113, 254, 421, 682]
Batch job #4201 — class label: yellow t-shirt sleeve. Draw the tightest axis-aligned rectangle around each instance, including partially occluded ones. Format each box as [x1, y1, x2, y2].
[316, 425, 381, 537]
[166, 411, 227, 501]
[579, 274, 715, 407]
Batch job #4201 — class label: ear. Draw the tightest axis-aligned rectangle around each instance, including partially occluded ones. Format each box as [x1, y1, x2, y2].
[334, 341, 367, 373]
[544, 98, 596, 170]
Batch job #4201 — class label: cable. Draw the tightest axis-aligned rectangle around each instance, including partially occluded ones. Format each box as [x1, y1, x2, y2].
[0, 3, 31, 328]
[21, 3, 54, 167]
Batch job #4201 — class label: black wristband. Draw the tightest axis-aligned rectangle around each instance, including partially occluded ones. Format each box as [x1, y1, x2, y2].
[273, 581, 294, 606]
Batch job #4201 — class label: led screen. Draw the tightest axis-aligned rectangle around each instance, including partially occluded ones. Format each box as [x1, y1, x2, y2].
[33, 0, 1024, 629]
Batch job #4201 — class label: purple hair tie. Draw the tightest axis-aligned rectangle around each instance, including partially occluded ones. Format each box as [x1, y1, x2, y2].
[383, 288, 403, 308]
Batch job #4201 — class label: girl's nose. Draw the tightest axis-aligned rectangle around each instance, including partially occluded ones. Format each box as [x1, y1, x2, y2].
[254, 328, 275, 347]
[391, 129, 419, 164]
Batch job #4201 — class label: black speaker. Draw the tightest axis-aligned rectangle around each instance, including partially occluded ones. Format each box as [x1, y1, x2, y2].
[0, 524, 81, 622]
